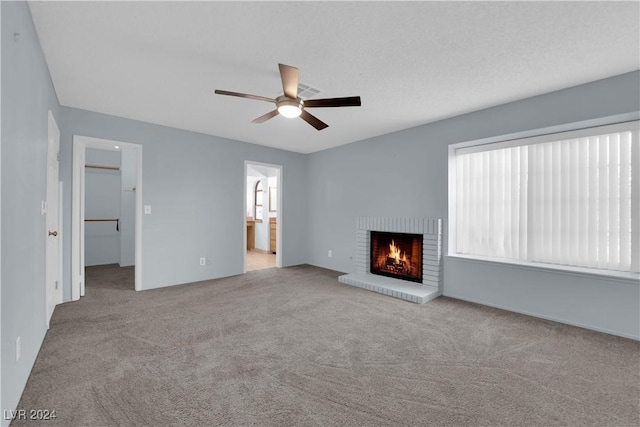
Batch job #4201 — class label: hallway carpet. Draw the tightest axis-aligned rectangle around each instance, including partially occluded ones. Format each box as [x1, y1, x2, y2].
[14, 265, 639, 426]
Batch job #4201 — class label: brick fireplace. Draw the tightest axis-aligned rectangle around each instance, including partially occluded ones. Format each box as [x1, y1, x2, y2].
[339, 217, 443, 303]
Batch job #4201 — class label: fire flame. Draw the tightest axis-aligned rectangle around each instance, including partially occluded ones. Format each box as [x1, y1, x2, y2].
[371, 234, 421, 281]
[389, 240, 408, 264]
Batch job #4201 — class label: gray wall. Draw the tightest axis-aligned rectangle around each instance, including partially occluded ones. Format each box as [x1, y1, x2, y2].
[1, 1, 61, 422]
[307, 71, 640, 339]
[0, 2, 3, 417]
[59, 107, 308, 298]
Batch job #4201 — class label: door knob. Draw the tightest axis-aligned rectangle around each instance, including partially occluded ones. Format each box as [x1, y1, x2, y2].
[48, 231, 58, 237]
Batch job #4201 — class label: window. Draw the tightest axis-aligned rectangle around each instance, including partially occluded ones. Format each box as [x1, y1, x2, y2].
[254, 180, 263, 222]
[450, 121, 639, 274]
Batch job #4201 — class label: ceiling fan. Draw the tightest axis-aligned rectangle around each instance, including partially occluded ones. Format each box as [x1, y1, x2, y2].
[215, 63, 361, 131]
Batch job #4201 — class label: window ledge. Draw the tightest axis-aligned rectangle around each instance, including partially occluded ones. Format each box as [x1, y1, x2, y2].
[445, 254, 640, 285]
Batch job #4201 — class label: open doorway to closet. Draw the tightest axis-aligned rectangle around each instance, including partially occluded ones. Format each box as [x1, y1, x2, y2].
[244, 162, 282, 272]
[83, 147, 135, 291]
[72, 136, 142, 299]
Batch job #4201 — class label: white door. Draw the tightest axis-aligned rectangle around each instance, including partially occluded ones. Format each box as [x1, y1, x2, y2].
[46, 111, 62, 326]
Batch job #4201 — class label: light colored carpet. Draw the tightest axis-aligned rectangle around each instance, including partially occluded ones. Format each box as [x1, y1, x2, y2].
[14, 264, 639, 426]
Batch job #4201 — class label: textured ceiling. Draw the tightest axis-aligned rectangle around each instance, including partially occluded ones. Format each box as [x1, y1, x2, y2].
[28, 1, 639, 154]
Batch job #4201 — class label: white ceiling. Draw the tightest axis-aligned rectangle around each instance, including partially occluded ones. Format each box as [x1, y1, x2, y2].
[28, 1, 639, 154]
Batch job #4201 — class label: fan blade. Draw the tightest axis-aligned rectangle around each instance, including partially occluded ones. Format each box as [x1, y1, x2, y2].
[300, 110, 328, 131]
[278, 64, 299, 99]
[214, 90, 274, 103]
[252, 109, 279, 124]
[304, 96, 361, 108]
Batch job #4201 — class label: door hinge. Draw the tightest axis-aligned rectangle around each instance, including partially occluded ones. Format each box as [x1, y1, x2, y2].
[55, 281, 59, 290]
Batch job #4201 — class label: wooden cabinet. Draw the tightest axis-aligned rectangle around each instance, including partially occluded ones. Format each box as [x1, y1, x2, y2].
[246, 217, 255, 251]
[269, 217, 277, 254]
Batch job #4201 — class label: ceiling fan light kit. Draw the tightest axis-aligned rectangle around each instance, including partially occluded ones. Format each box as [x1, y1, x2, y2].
[276, 96, 303, 118]
[215, 63, 361, 131]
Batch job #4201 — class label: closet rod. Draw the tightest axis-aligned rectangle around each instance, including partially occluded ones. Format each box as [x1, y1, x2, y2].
[85, 164, 120, 171]
[85, 218, 120, 232]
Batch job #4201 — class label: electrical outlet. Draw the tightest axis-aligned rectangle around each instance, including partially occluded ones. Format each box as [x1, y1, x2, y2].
[328, 250, 332, 258]
[144, 205, 152, 214]
[16, 336, 21, 361]
[199, 257, 206, 266]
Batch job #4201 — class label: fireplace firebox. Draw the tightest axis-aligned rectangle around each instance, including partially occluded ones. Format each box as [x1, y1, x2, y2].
[370, 231, 423, 283]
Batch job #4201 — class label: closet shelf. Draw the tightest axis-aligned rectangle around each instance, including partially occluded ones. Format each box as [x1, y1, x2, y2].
[85, 164, 120, 171]
[85, 218, 120, 231]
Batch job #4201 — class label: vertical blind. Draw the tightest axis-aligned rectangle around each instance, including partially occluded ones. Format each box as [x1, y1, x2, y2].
[455, 121, 639, 273]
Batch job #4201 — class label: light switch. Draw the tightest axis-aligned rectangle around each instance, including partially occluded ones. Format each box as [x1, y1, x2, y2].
[144, 205, 151, 214]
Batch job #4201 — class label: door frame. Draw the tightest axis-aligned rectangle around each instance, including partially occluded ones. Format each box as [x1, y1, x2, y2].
[46, 111, 62, 327]
[72, 135, 143, 299]
[244, 161, 282, 272]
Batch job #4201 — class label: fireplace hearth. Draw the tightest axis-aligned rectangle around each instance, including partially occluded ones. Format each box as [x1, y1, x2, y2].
[370, 231, 423, 283]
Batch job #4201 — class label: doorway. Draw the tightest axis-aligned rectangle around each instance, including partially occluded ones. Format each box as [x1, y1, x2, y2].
[244, 161, 282, 272]
[72, 136, 143, 299]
